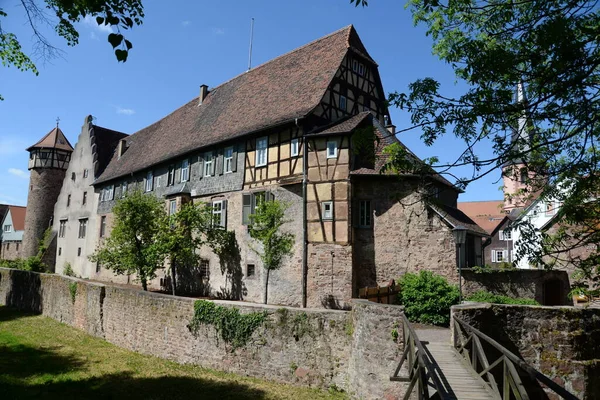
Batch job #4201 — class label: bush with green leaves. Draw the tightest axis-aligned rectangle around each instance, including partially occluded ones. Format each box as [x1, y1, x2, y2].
[466, 291, 539, 305]
[397, 271, 460, 326]
[63, 263, 75, 277]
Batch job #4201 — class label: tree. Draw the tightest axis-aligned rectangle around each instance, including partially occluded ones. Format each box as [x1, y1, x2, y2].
[90, 190, 164, 291]
[248, 199, 295, 304]
[1, 0, 144, 98]
[352, 0, 600, 290]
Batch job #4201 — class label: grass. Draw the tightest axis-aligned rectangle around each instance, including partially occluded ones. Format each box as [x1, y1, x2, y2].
[0, 306, 347, 400]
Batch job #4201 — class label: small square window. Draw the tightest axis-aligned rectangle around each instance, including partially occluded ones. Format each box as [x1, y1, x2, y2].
[247, 264, 255, 278]
[326, 141, 337, 159]
[322, 201, 333, 220]
[3, 224, 11, 233]
[290, 138, 299, 157]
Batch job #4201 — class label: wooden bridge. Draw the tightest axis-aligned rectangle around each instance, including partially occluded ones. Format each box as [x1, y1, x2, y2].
[390, 313, 579, 400]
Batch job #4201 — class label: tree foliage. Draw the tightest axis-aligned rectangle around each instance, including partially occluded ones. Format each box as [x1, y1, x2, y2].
[249, 199, 295, 304]
[1, 0, 144, 98]
[352, 0, 600, 290]
[90, 190, 164, 291]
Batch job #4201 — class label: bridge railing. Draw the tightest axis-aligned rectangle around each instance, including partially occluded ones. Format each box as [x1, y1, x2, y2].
[390, 313, 446, 400]
[453, 316, 579, 400]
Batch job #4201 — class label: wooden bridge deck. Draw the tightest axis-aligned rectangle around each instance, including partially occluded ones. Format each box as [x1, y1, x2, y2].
[416, 328, 496, 400]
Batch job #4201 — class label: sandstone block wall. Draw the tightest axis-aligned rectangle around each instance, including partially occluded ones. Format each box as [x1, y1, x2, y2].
[452, 303, 600, 399]
[1, 241, 23, 260]
[0, 268, 407, 400]
[462, 269, 572, 305]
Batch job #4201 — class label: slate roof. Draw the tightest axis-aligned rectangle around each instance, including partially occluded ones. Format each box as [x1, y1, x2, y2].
[457, 200, 505, 234]
[92, 125, 128, 179]
[96, 25, 371, 185]
[26, 127, 74, 152]
[430, 203, 489, 236]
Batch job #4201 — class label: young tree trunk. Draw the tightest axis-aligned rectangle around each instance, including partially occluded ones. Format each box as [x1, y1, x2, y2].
[263, 268, 270, 304]
[170, 257, 177, 296]
[141, 277, 148, 291]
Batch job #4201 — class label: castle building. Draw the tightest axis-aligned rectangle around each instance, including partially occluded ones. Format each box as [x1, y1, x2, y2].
[39, 26, 486, 308]
[22, 126, 73, 260]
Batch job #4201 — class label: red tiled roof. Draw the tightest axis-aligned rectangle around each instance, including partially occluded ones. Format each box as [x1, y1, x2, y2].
[26, 127, 74, 152]
[430, 203, 489, 236]
[96, 25, 369, 184]
[7, 206, 26, 231]
[457, 200, 505, 234]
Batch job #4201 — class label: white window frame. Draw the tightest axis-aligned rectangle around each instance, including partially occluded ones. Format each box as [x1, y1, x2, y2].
[492, 249, 508, 263]
[181, 159, 190, 182]
[212, 200, 224, 227]
[499, 229, 512, 241]
[169, 199, 177, 216]
[224, 146, 233, 173]
[256, 136, 268, 167]
[326, 140, 338, 159]
[3, 224, 11, 233]
[106, 185, 114, 201]
[290, 138, 299, 157]
[204, 153, 213, 177]
[145, 171, 153, 192]
[322, 201, 333, 220]
[359, 200, 371, 228]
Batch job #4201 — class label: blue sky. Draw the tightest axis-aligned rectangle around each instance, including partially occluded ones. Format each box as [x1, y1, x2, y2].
[0, 0, 503, 206]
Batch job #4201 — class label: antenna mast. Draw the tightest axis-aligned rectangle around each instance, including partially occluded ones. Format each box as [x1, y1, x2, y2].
[248, 18, 255, 71]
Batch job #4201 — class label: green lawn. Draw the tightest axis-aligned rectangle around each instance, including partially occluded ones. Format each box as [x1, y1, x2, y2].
[0, 306, 347, 399]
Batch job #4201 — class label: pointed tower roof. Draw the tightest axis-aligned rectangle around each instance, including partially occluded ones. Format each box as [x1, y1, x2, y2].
[26, 126, 74, 152]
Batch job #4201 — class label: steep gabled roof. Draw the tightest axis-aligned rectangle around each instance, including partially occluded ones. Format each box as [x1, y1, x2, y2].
[96, 25, 370, 184]
[91, 125, 128, 178]
[26, 127, 74, 152]
[429, 203, 489, 236]
[6, 206, 26, 231]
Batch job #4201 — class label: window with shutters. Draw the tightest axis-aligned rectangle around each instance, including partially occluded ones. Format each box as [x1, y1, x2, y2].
[145, 171, 154, 192]
[204, 153, 213, 177]
[242, 191, 273, 225]
[359, 200, 371, 227]
[256, 137, 268, 167]
[499, 230, 512, 241]
[181, 159, 190, 182]
[212, 200, 227, 228]
[168, 165, 175, 186]
[491, 249, 508, 263]
[223, 146, 234, 173]
[78, 218, 88, 239]
[290, 138, 299, 157]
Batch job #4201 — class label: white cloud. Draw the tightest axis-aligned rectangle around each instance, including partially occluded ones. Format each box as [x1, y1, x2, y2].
[8, 168, 29, 179]
[83, 15, 114, 34]
[116, 107, 135, 115]
[182, 20, 191, 27]
[212, 28, 225, 35]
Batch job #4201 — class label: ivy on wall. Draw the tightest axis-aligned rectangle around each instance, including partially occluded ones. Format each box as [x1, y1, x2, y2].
[188, 300, 267, 350]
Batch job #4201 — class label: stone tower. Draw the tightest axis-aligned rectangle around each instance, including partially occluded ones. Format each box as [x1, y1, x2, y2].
[22, 125, 74, 258]
[502, 82, 535, 212]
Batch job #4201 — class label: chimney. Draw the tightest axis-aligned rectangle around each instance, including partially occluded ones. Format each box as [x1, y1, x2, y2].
[118, 139, 128, 159]
[199, 84, 209, 105]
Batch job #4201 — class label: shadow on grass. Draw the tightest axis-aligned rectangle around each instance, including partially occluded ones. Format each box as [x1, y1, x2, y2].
[1, 371, 268, 400]
[0, 343, 85, 379]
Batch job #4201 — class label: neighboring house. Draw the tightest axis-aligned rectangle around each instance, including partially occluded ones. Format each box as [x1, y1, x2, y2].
[0, 205, 27, 260]
[33, 25, 486, 308]
[483, 215, 516, 267]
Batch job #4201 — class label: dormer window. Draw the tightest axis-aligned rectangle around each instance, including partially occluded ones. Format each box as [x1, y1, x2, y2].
[181, 159, 190, 182]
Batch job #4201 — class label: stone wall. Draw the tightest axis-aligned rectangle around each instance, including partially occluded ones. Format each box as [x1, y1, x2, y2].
[462, 269, 572, 305]
[452, 303, 600, 399]
[1, 240, 23, 260]
[0, 268, 407, 400]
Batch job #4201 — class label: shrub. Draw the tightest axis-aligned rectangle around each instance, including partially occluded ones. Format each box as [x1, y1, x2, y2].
[63, 263, 75, 277]
[466, 290, 539, 305]
[0, 257, 45, 272]
[397, 271, 460, 326]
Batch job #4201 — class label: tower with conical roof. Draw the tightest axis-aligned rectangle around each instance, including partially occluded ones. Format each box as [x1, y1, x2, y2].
[22, 124, 74, 259]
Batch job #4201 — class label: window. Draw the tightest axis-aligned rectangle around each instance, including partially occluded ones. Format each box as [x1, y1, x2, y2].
[204, 152, 214, 177]
[156, 175, 162, 188]
[339, 95, 347, 111]
[181, 159, 190, 182]
[326, 140, 338, 159]
[212, 200, 227, 228]
[121, 182, 128, 198]
[16, 243, 19, 251]
[82, 191, 87, 206]
[358, 63, 365, 76]
[3, 224, 11, 232]
[242, 191, 273, 225]
[96, 262, 101, 273]
[290, 138, 299, 157]
[78, 219, 88, 239]
[169, 200, 177, 216]
[58, 247, 61, 256]
[71, 172, 76, 181]
[77, 247, 82, 257]
[199, 259, 210, 279]
[256, 137, 268, 167]
[83, 169, 89, 178]
[67, 194, 71, 207]
[359, 200, 372, 227]
[492, 249, 508, 263]
[247, 264, 255, 278]
[168, 165, 175, 186]
[105, 185, 114, 201]
[6, 243, 9, 251]
[99, 216, 106, 238]
[322, 201, 333, 220]
[352, 59, 359, 72]
[224, 146, 234, 173]
[519, 168, 528, 184]
[145, 171, 154, 192]
[499, 230, 512, 241]
[59, 220, 67, 238]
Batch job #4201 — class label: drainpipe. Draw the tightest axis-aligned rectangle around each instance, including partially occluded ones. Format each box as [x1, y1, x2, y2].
[299, 117, 308, 308]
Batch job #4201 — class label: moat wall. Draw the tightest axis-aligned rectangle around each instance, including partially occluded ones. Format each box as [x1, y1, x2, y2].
[0, 268, 406, 400]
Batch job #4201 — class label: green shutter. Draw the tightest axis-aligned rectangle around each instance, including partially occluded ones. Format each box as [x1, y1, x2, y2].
[242, 194, 252, 225]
